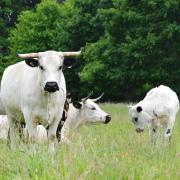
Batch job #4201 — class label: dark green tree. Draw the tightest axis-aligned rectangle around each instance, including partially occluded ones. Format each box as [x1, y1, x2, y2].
[81, 0, 180, 101]
[8, 0, 180, 101]
[0, 0, 41, 78]
[8, 0, 114, 98]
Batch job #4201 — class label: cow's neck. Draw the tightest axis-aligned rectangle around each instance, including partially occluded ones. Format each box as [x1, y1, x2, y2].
[138, 99, 156, 115]
[65, 104, 83, 129]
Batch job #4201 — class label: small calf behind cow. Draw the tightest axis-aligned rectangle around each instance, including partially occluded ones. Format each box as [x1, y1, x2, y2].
[128, 85, 179, 143]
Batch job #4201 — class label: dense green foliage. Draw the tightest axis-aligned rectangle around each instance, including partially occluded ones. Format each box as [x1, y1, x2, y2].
[81, 0, 180, 101]
[0, 0, 41, 72]
[0, 104, 180, 179]
[1, 0, 180, 101]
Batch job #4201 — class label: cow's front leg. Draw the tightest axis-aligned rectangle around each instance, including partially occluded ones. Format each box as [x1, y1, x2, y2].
[23, 109, 37, 143]
[47, 117, 60, 153]
[25, 120, 37, 143]
[164, 115, 175, 142]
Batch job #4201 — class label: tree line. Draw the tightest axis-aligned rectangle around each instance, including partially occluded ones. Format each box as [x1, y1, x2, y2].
[0, 0, 180, 101]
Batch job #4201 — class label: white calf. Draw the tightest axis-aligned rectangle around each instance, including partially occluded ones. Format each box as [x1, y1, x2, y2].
[128, 85, 179, 142]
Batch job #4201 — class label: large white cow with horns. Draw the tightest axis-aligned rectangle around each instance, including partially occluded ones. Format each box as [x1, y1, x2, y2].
[1, 50, 80, 152]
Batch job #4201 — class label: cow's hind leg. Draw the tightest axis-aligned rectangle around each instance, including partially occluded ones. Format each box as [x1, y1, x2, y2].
[23, 114, 40, 152]
[22, 109, 37, 143]
[149, 127, 158, 144]
[47, 119, 59, 153]
[164, 115, 176, 142]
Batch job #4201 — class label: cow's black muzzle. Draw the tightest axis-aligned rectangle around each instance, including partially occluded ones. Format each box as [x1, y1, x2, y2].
[44, 82, 59, 93]
[104, 115, 111, 124]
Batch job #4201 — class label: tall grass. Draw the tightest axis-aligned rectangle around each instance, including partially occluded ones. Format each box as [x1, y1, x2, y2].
[0, 103, 180, 179]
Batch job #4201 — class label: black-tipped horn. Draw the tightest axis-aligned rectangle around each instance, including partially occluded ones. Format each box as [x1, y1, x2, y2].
[61, 51, 81, 57]
[91, 93, 104, 102]
[81, 91, 93, 103]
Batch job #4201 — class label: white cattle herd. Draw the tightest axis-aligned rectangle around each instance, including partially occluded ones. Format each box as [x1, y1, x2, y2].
[0, 50, 179, 151]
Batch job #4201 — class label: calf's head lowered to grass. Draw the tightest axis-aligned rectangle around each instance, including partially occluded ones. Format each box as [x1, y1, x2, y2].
[128, 105, 151, 133]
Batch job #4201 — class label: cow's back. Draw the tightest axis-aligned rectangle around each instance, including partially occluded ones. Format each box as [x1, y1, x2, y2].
[142, 85, 179, 113]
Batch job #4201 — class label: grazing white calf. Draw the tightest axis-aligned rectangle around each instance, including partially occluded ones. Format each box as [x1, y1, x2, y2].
[0, 115, 9, 141]
[128, 85, 179, 142]
[60, 94, 111, 145]
[1, 50, 80, 152]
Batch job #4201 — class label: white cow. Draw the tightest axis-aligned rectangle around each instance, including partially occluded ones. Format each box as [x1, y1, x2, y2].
[1, 50, 80, 152]
[0, 115, 9, 141]
[128, 85, 179, 142]
[60, 94, 111, 145]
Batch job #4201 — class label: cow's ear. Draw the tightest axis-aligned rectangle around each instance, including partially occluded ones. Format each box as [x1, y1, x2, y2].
[25, 58, 39, 67]
[136, 106, 142, 112]
[67, 92, 72, 99]
[63, 57, 76, 68]
[73, 101, 82, 109]
[67, 92, 72, 103]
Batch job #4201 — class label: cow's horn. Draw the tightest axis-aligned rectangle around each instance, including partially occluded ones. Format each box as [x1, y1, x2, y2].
[81, 91, 93, 103]
[61, 51, 81, 57]
[17, 53, 39, 59]
[91, 93, 104, 102]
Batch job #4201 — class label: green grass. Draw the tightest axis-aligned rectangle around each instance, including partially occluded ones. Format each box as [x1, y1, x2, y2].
[0, 103, 180, 179]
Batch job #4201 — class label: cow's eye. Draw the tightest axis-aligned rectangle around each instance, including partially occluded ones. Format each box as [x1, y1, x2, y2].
[91, 107, 96, 110]
[39, 65, 44, 71]
[58, 66, 62, 70]
[134, 117, 138, 122]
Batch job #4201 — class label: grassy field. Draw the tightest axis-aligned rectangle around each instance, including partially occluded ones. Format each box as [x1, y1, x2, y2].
[0, 103, 180, 179]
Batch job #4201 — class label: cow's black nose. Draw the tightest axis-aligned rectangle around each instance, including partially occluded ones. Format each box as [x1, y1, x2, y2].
[44, 82, 59, 93]
[105, 115, 111, 124]
[134, 117, 138, 122]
